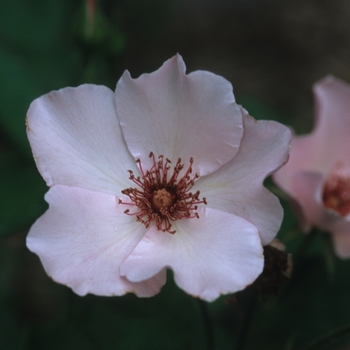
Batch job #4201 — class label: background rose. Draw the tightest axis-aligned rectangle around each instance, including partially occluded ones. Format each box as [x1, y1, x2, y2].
[274, 76, 350, 258]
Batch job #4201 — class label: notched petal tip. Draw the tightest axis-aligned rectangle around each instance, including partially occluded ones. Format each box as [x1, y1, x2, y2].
[241, 111, 293, 178]
[118, 54, 187, 86]
[313, 74, 343, 92]
[313, 75, 350, 126]
[122, 208, 264, 302]
[116, 54, 244, 176]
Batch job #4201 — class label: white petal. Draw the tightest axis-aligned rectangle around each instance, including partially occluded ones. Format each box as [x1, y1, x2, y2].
[121, 207, 263, 301]
[27, 185, 166, 297]
[26, 84, 138, 195]
[196, 112, 291, 245]
[116, 54, 243, 176]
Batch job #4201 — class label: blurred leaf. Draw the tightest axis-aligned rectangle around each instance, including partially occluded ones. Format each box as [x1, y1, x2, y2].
[25, 273, 207, 350]
[242, 255, 350, 349]
[0, 304, 26, 350]
[238, 95, 290, 123]
[0, 46, 43, 156]
[73, 1, 126, 86]
[0, 0, 80, 155]
[0, 160, 46, 237]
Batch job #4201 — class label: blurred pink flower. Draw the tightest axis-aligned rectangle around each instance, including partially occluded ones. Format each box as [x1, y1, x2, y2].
[274, 76, 350, 258]
[26, 55, 290, 301]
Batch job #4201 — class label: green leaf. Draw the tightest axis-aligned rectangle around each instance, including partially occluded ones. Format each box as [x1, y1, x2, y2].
[0, 161, 46, 237]
[0, 0, 81, 154]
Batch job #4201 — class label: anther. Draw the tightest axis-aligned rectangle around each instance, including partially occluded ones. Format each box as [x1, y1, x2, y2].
[323, 171, 350, 216]
[119, 153, 207, 233]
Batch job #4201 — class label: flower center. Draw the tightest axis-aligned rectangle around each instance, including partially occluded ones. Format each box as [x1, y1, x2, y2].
[119, 152, 207, 234]
[152, 188, 174, 211]
[322, 165, 350, 216]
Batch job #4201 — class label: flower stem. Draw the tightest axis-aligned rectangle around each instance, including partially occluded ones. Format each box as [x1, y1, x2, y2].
[235, 288, 257, 350]
[321, 232, 335, 276]
[294, 228, 319, 265]
[198, 299, 215, 350]
[295, 323, 350, 350]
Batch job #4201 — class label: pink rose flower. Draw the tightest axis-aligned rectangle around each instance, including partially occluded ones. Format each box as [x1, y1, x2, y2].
[273, 76, 350, 258]
[26, 55, 291, 301]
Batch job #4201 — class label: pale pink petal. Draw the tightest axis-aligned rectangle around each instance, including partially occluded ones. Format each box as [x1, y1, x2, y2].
[284, 171, 350, 258]
[293, 172, 350, 259]
[332, 229, 350, 259]
[292, 172, 350, 258]
[273, 134, 313, 197]
[116, 54, 243, 176]
[196, 112, 291, 245]
[273, 76, 350, 258]
[290, 171, 350, 231]
[27, 185, 166, 297]
[26, 85, 138, 195]
[121, 207, 263, 302]
[274, 76, 350, 193]
[312, 76, 350, 171]
[289, 171, 327, 228]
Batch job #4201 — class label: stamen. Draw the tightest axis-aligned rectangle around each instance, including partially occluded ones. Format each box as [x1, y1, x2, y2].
[119, 154, 207, 233]
[322, 164, 350, 216]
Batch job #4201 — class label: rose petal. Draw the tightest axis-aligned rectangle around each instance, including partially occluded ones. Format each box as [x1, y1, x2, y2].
[290, 171, 327, 228]
[116, 54, 243, 176]
[331, 229, 350, 259]
[312, 76, 350, 171]
[292, 171, 350, 258]
[274, 76, 350, 193]
[121, 207, 263, 302]
[196, 112, 291, 245]
[26, 84, 138, 195]
[27, 185, 166, 297]
[273, 134, 312, 196]
[290, 171, 349, 230]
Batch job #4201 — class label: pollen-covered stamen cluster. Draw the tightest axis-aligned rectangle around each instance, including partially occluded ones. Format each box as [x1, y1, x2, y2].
[119, 152, 207, 234]
[323, 169, 350, 216]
